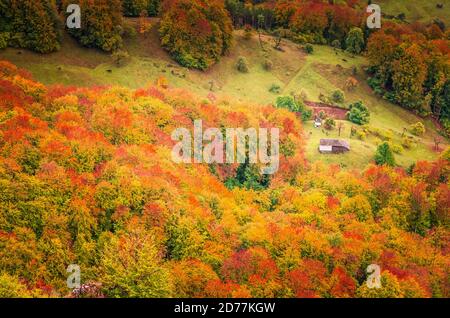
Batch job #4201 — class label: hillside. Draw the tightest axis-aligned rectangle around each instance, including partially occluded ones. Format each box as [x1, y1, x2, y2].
[0, 0, 449, 301]
[379, 0, 450, 24]
[0, 60, 449, 298]
[0, 18, 446, 169]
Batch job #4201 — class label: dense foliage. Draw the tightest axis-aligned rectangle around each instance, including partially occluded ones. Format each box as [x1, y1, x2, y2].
[147, 0, 161, 16]
[275, 95, 312, 122]
[0, 0, 61, 53]
[122, 0, 161, 17]
[345, 27, 364, 55]
[123, 0, 148, 17]
[159, 0, 233, 70]
[366, 21, 450, 133]
[63, 0, 124, 52]
[0, 61, 448, 298]
[225, 0, 364, 49]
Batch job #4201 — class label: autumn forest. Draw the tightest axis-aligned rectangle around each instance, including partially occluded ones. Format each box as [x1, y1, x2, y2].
[0, 0, 449, 299]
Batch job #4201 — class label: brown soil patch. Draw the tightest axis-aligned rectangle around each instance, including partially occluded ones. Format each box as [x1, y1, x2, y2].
[305, 101, 348, 120]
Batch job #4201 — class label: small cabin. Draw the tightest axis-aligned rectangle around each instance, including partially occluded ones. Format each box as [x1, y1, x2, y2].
[319, 139, 350, 154]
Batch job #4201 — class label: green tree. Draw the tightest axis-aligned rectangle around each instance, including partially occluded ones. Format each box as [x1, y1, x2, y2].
[345, 27, 364, 55]
[347, 101, 370, 125]
[147, 0, 160, 16]
[331, 90, 345, 104]
[304, 44, 314, 54]
[324, 117, 336, 130]
[236, 56, 249, 73]
[276, 96, 312, 121]
[374, 142, 396, 167]
[276, 96, 301, 112]
[123, 0, 148, 17]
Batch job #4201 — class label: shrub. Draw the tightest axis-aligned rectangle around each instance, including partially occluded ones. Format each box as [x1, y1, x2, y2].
[304, 44, 314, 54]
[375, 142, 396, 166]
[299, 90, 308, 102]
[292, 34, 307, 44]
[356, 131, 366, 140]
[382, 130, 394, 141]
[441, 146, 450, 161]
[371, 127, 393, 141]
[367, 77, 383, 94]
[345, 77, 359, 91]
[301, 108, 313, 122]
[318, 110, 327, 120]
[319, 93, 329, 104]
[390, 143, 404, 154]
[402, 136, 414, 149]
[347, 101, 370, 125]
[236, 57, 249, 73]
[263, 59, 273, 71]
[398, 13, 406, 21]
[324, 118, 336, 130]
[0, 32, 10, 49]
[112, 50, 131, 67]
[443, 118, 450, 137]
[331, 90, 345, 104]
[269, 84, 281, 94]
[159, 0, 233, 70]
[331, 39, 341, 49]
[410, 122, 426, 136]
[122, 23, 138, 39]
